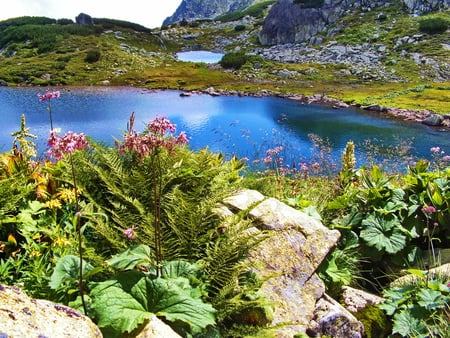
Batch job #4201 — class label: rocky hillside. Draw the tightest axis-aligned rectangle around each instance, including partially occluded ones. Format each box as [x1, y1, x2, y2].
[163, 0, 259, 25]
[260, 0, 450, 45]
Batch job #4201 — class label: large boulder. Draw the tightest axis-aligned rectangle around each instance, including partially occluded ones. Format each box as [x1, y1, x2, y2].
[76, 13, 94, 25]
[0, 284, 102, 337]
[222, 189, 346, 336]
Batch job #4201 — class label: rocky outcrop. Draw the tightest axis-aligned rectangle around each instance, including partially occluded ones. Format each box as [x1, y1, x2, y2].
[163, 0, 257, 26]
[76, 13, 94, 25]
[220, 189, 364, 337]
[259, 0, 449, 45]
[403, 0, 450, 14]
[0, 284, 102, 337]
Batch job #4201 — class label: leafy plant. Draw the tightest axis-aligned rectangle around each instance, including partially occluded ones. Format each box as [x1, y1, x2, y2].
[89, 244, 216, 337]
[379, 269, 450, 337]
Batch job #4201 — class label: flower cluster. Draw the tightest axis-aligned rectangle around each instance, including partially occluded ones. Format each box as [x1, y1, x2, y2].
[117, 113, 189, 159]
[38, 90, 60, 102]
[263, 146, 283, 164]
[47, 130, 90, 160]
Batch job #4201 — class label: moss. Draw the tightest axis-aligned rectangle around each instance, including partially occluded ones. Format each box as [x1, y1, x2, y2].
[353, 305, 391, 338]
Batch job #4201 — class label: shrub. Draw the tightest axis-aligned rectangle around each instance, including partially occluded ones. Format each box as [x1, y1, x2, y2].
[84, 49, 101, 63]
[219, 51, 248, 70]
[234, 24, 246, 32]
[419, 17, 449, 34]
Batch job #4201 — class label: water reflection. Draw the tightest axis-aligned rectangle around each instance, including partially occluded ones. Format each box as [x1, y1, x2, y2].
[0, 86, 448, 170]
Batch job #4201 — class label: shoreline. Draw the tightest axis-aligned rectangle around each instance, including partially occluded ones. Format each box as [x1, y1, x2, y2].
[181, 87, 450, 130]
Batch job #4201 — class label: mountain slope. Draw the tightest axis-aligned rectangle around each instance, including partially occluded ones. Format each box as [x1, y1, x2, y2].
[163, 0, 259, 25]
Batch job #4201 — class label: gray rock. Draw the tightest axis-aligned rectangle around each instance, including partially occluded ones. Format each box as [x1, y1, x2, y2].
[342, 286, 384, 313]
[76, 13, 94, 25]
[423, 113, 444, 126]
[0, 79, 8, 86]
[0, 284, 102, 337]
[134, 314, 182, 338]
[220, 189, 344, 337]
[308, 294, 365, 338]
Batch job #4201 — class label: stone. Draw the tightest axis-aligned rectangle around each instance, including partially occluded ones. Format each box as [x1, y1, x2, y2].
[134, 314, 182, 338]
[76, 13, 94, 25]
[220, 189, 342, 337]
[423, 114, 444, 126]
[390, 263, 450, 288]
[0, 284, 102, 337]
[342, 286, 384, 313]
[308, 294, 365, 338]
[0, 79, 7, 86]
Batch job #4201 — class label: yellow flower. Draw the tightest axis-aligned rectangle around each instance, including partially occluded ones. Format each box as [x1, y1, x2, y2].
[30, 250, 41, 257]
[44, 199, 62, 209]
[53, 237, 71, 247]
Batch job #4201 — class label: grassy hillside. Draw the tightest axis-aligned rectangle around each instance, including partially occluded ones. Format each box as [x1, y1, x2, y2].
[0, 5, 449, 114]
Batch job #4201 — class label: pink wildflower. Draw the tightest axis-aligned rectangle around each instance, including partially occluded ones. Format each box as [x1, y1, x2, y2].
[123, 227, 137, 239]
[430, 147, 441, 153]
[38, 90, 60, 102]
[443, 155, 450, 162]
[117, 113, 189, 160]
[422, 205, 436, 214]
[266, 146, 283, 156]
[263, 156, 272, 164]
[47, 130, 90, 160]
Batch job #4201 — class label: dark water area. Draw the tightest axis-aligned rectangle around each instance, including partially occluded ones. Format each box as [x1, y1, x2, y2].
[0, 86, 448, 171]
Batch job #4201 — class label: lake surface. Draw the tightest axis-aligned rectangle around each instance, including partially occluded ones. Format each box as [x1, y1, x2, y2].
[176, 51, 224, 63]
[1, 86, 448, 171]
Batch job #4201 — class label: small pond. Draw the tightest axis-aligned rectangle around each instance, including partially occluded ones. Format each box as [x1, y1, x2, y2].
[176, 51, 224, 64]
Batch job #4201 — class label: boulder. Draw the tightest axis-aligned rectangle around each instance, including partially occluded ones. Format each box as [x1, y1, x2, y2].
[0, 284, 102, 337]
[76, 13, 94, 25]
[222, 189, 343, 336]
[423, 113, 444, 126]
[134, 314, 182, 338]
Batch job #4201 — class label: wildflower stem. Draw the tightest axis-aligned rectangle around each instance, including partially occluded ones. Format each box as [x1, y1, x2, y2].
[70, 154, 87, 314]
[152, 151, 163, 278]
[48, 101, 54, 131]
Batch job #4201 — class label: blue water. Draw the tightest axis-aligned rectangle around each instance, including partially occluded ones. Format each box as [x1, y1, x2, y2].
[176, 51, 224, 63]
[1, 86, 448, 170]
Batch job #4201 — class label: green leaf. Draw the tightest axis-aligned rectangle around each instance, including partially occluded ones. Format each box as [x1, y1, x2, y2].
[90, 278, 152, 333]
[128, 275, 216, 334]
[392, 310, 426, 337]
[360, 214, 407, 254]
[49, 255, 94, 289]
[417, 289, 445, 310]
[106, 244, 154, 271]
[162, 260, 198, 279]
[321, 255, 352, 285]
[91, 270, 216, 336]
